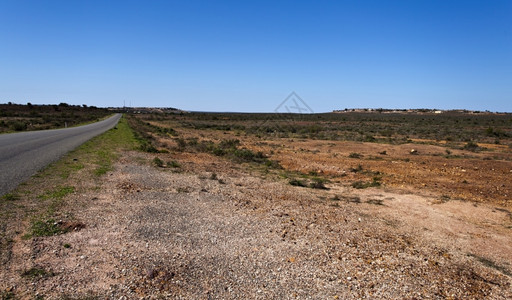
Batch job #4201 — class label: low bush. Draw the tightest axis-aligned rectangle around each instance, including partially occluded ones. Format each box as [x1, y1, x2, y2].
[168, 160, 181, 168]
[310, 177, 328, 189]
[351, 178, 381, 189]
[11, 121, 27, 131]
[289, 179, 307, 187]
[21, 267, 55, 279]
[350, 165, 364, 173]
[348, 152, 363, 159]
[140, 142, 158, 153]
[462, 141, 481, 152]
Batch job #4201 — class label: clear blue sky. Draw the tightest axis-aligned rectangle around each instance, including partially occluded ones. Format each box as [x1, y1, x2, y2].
[1, 0, 511, 112]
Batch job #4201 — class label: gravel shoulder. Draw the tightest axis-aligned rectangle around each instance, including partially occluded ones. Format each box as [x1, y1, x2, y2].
[2, 151, 511, 299]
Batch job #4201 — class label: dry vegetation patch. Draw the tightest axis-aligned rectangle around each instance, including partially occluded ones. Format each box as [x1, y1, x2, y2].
[132, 111, 512, 207]
[0, 103, 111, 133]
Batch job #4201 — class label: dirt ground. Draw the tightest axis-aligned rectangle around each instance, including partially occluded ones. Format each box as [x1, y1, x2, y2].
[1, 114, 512, 299]
[2, 147, 511, 299]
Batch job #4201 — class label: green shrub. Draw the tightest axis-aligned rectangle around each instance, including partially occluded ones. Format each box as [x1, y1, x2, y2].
[176, 138, 187, 150]
[233, 149, 266, 163]
[168, 160, 181, 168]
[364, 135, 376, 142]
[212, 147, 226, 156]
[140, 142, 158, 153]
[463, 141, 480, 152]
[350, 165, 364, 173]
[289, 179, 307, 187]
[219, 139, 240, 150]
[310, 177, 328, 189]
[11, 121, 27, 131]
[265, 160, 282, 169]
[21, 267, 55, 279]
[351, 178, 381, 189]
[348, 152, 363, 159]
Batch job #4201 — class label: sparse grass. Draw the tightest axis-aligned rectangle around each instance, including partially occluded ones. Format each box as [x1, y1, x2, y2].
[462, 141, 483, 152]
[167, 160, 181, 168]
[289, 177, 329, 189]
[350, 164, 364, 173]
[93, 151, 112, 176]
[351, 178, 381, 189]
[125, 115, 161, 153]
[21, 267, 55, 279]
[153, 157, 164, 167]
[25, 218, 65, 238]
[59, 160, 85, 179]
[1, 193, 19, 202]
[176, 138, 187, 151]
[4, 116, 138, 244]
[171, 137, 280, 167]
[348, 152, 363, 159]
[0, 115, 140, 294]
[36, 186, 75, 216]
[38, 186, 75, 201]
[309, 177, 328, 189]
[150, 110, 512, 146]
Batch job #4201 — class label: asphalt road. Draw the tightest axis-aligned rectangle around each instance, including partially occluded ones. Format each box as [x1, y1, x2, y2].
[0, 114, 122, 196]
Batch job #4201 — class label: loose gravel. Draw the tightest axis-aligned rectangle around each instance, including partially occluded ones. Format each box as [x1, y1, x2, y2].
[3, 151, 511, 299]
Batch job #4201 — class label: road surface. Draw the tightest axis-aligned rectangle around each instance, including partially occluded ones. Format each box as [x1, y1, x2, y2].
[0, 114, 122, 196]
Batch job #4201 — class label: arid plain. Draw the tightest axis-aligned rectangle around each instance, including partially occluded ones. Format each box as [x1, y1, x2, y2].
[1, 110, 511, 299]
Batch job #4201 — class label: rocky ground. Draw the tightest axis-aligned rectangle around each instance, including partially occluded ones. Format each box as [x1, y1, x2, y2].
[2, 150, 511, 299]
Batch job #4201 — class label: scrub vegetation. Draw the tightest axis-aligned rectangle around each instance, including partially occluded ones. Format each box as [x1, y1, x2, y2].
[0, 102, 111, 133]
